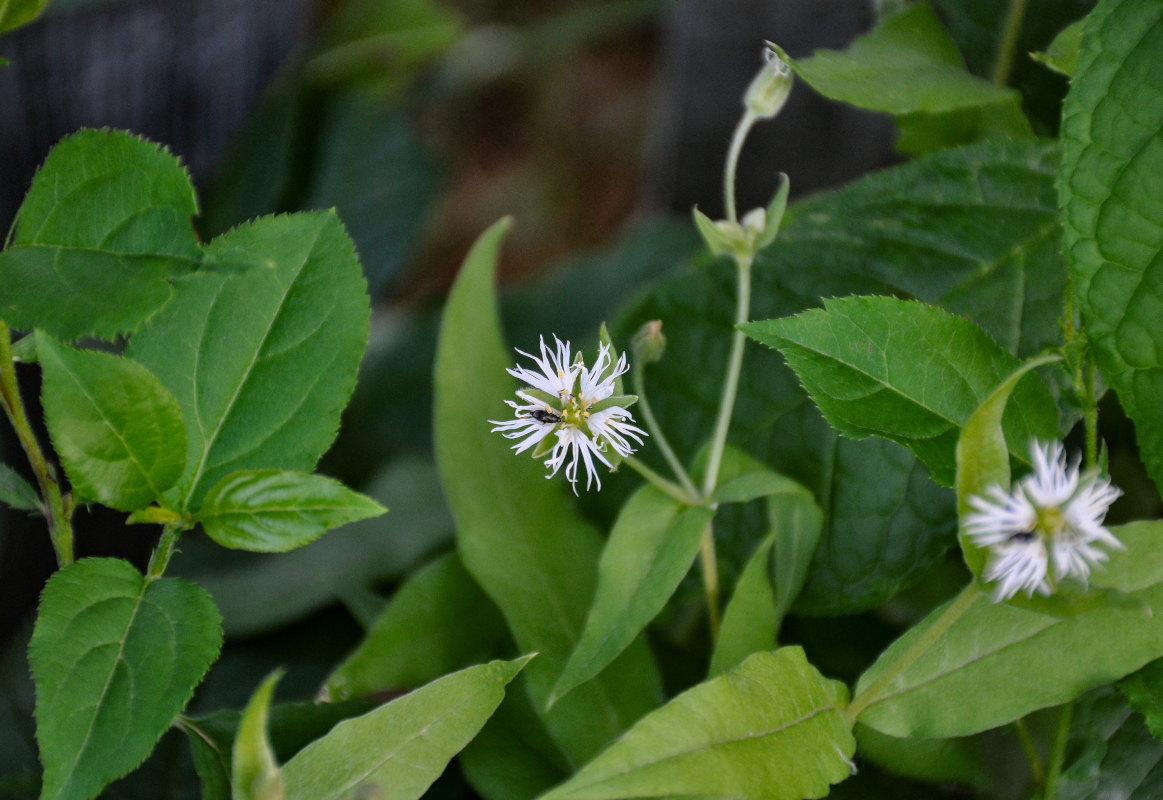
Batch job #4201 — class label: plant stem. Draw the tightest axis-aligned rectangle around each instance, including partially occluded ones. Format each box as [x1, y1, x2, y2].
[847, 582, 982, 720]
[0, 322, 74, 566]
[992, 0, 1030, 85]
[622, 456, 699, 506]
[722, 112, 757, 224]
[699, 520, 721, 640]
[631, 362, 700, 499]
[147, 522, 185, 578]
[701, 253, 753, 498]
[1083, 360, 1098, 468]
[1043, 702, 1073, 800]
[1013, 718, 1046, 787]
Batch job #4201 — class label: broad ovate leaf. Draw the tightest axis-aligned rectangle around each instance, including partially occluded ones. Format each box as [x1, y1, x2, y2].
[1059, 0, 1163, 494]
[198, 469, 385, 553]
[0, 130, 200, 341]
[743, 295, 1057, 487]
[30, 558, 223, 800]
[281, 657, 530, 800]
[127, 210, 370, 511]
[854, 522, 1163, 738]
[37, 332, 186, 511]
[433, 219, 661, 765]
[540, 648, 855, 800]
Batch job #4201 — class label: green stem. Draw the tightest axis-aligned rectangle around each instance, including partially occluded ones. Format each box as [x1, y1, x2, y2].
[1083, 360, 1098, 468]
[847, 582, 982, 720]
[147, 522, 185, 578]
[700, 253, 753, 498]
[722, 112, 758, 224]
[1043, 702, 1073, 800]
[0, 322, 74, 566]
[991, 0, 1030, 85]
[631, 362, 700, 499]
[1013, 718, 1046, 787]
[699, 521, 721, 640]
[622, 456, 699, 506]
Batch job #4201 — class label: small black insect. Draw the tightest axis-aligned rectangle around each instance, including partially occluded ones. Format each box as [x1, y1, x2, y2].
[531, 408, 562, 425]
[1008, 530, 1037, 543]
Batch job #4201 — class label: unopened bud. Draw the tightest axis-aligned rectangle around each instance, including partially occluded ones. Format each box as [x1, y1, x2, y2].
[632, 320, 666, 364]
[744, 42, 793, 120]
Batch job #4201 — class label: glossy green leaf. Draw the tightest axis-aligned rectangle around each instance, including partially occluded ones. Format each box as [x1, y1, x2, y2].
[1032, 18, 1085, 76]
[127, 211, 370, 511]
[36, 332, 186, 511]
[232, 672, 284, 800]
[0, 0, 47, 33]
[540, 648, 855, 800]
[433, 219, 662, 765]
[0, 462, 39, 511]
[321, 552, 510, 702]
[743, 295, 1057, 487]
[619, 141, 1063, 615]
[550, 487, 711, 707]
[0, 130, 200, 341]
[854, 522, 1163, 738]
[29, 558, 223, 800]
[1059, 0, 1163, 494]
[792, 2, 1024, 115]
[198, 469, 385, 553]
[281, 657, 530, 800]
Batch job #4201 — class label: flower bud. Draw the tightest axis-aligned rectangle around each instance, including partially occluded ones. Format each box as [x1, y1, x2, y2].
[744, 42, 793, 120]
[632, 320, 666, 364]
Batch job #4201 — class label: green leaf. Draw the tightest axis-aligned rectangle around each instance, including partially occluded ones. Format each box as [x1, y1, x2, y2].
[1119, 658, 1163, 742]
[1032, 18, 1085, 77]
[539, 648, 855, 800]
[29, 558, 223, 800]
[232, 672, 285, 800]
[36, 332, 187, 511]
[459, 690, 570, 800]
[433, 219, 662, 765]
[281, 657, 530, 800]
[854, 522, 1163, 738]
[853, 725, 1002, 795]
[619, 141, 1064, 615]
[743, 295, 1057, 487]
[1059, 0, 1163, 495]
[127, 210, 371, 511]
[0, 130, 200, 341]
[896, 100, 1035, 157]
[550, 487, 712, 707]
[709, 530, 776, 678]
[198, 469, 385, 553]
[1057, 688, 1163, 799]
[0, 462, 39, 511]
[0, 0, 47, 33]
[794, 2, 1015, 113]
[321, 552, 510, 702]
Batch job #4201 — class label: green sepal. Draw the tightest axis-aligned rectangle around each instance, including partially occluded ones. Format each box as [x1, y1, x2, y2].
[692, 206, 731, 258]
[125, 505, 188, 526]
[588, 394, 638, 414]
[531, 431, 560, 459]
[232, 671, 286, 800]
[519, 388, 562, 408]
[755, 172, 790, 250]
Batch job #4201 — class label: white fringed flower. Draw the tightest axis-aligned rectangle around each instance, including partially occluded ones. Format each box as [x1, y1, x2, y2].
[963, 440, 1123, 601]
[491, 335, 647, 493]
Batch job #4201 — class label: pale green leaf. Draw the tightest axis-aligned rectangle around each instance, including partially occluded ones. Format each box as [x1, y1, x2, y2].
[127, 210, 370, 511]
[459, 690, 570, 800]
[0, 130, 200, 341]
[1059, 0, 1163, 494]
[282, 657, 530, 800]
[709, 530, 776, 678]
[37, 332, 186, 511]
[0, 462, 39, 511]
[232, 672, 285, 800]
[854, 522, 1163, 738]
[433, 219, 662, 765]
[1031, 18, 1085, 76]
[550, 487, 712, 707]
[0, 0, 47, 33]
[743, 295, 1058, 487]
[321, 552, 510, 702]
[198, 469, 385, 553]
[30, 558, 223, 800]
[540, 648, 855, 800]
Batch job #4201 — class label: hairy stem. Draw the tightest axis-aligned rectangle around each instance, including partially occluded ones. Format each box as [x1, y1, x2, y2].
[147, 522, 186, 578]
[0, 322, 74, 566]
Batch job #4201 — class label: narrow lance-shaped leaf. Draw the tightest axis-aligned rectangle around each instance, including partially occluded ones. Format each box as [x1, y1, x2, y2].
[433, 218, 662, 765]
[30, 558, 223, 800]
[127, 210, 371, 511]
[198, 469, 385, 553]
[0, 130, 201, 341]
[282, 656, 531, 800]
[1059, 0, 1163, 495]
[0, 462, 40, 511]
[37, 332, 187, 511]
[540, 648, 855, 800]
[232, 672, 285, 800]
